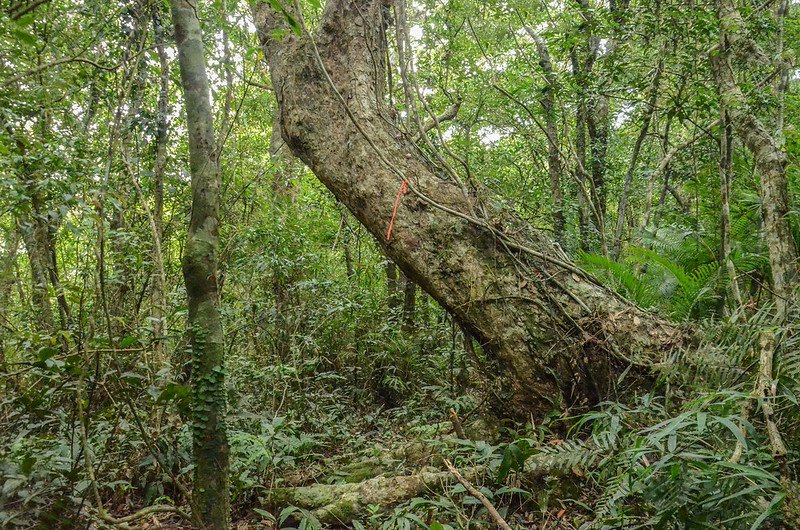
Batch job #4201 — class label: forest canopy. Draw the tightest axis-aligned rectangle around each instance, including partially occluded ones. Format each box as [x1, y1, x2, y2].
[1, 0, 799, 528]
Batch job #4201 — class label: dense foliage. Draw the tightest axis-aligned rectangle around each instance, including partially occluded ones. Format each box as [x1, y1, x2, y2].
[0, 0, 798, 528]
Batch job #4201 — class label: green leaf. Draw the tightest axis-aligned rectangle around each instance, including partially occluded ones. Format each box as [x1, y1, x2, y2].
[271, 29, 288, 40]
[12, 27, 37, 46]
[279, 505, 299, 524]
[157, 383, 190, 404]
[15, 14, 35, 27]
[285, 13, 302, 36]
[696, 411, 707, 434]
[714, 416, 747, 450]
[36, 346, 58, 362]
[119, 335, 140, 348]
[267, 0, 302, 36]
[749, 492, 785, 530]
[497, 442, 525, 482]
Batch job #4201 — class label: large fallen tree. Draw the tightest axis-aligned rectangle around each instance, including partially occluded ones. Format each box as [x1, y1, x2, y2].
[252, 0, 690, 418]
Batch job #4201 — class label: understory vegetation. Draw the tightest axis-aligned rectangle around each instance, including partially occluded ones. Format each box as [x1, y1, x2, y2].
[1, 0, 799, 528]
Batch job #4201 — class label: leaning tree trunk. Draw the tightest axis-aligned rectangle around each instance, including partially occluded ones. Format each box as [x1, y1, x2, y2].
[253, 0, 688, 419]
[171, 0, 230, 528]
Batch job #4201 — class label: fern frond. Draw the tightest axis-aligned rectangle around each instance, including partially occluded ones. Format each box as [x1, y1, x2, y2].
[578, 252, 657, 308]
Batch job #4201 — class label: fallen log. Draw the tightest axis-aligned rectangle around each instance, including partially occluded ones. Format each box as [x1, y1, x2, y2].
[265, 467, 477, 525]
[262, 443, 595, 526]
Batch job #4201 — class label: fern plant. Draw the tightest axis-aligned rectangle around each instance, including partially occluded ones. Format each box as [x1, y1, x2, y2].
[568, 394, 785, 529]
[579, 245, 721, 320]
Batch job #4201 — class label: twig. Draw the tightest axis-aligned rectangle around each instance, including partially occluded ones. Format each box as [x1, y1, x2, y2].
[448, 408, 466, 439]
[444, 459, 514, 530]
[412, 99, 461, 142]
[2, 57, 119, 89]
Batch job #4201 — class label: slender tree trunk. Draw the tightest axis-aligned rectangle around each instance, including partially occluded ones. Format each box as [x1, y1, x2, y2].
[586, 97, 609, 222]
[339, 206, 356, 280]
[171, 0, 230, 527]
[586, 0, 632, 252]
[642, 112, 668, 229]
[387, 261, 400, 318]
[773, 0, 789, 144]
[269, 115, 300, 360]
[18, 187, 70, 332]
[46, 228, 70, 329]
[7, 121, 56, 332]
[645, 77, 686, 229]
[568, 14, 607, 254]
[254, 0, 688, 419]
[18, 209, 54, 331]
[713, 0, 798, 317]
[612, 60, 662, 259]
[401, 274, 416, 334]
[151, 8, 170, 363]
[570, 49, 592, 251]
[526, 28, 564, 243]
[113, 24, 151, 326]
[0, 228, 20, 390]
[719, 108, 743, 309]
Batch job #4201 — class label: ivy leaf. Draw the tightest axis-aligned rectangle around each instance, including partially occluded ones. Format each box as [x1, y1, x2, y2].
[157, 383, 190, 404]
[267, 0, 302, 36]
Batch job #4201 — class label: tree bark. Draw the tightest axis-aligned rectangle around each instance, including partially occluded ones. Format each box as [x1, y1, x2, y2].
[8, 122, 67, 332]
[151, 7, 170, 364]
[570, 48, 593, 251]
[773, 0, 789, 143]
[401, 274, 416, 334]
[170, 0, 231, 527]
[612, 59, 662, 259]
[18, 207, 54, 331]
[0, 228, 20, 390]
[719, 108, 743, 309]
[586, 96, 609, 222]
[712, 0, 798, 317]
[253, 0, 688, 419]
[525, 27, 565, 243]
[386, 260, 400, 317]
